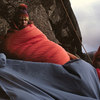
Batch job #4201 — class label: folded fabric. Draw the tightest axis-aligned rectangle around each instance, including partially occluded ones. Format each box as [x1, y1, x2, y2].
[0, 54, 100, 100]
[3, 24, 70, 65]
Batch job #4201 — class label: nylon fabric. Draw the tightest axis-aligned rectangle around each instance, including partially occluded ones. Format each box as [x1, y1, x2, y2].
[0, 53, 100, 100]
[3, 24, 70, 65]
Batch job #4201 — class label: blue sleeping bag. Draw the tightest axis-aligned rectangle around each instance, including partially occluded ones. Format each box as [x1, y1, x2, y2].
[0, 53, 100, 100]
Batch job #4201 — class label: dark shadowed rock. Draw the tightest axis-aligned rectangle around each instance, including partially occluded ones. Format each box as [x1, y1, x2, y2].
[83, 51, 96, 64]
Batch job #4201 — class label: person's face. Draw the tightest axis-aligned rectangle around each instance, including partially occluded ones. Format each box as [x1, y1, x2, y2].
[18, 16, 29, 29]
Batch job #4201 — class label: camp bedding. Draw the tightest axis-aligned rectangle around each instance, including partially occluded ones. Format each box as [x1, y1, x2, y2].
[3, 24, 70, 65]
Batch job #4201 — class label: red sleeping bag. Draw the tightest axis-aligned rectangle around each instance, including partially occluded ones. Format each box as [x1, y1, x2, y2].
[96, 68, 100, 80]
[3, 24, 70, 65]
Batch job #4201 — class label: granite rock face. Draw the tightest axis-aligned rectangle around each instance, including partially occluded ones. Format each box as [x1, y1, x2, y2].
[0, 0, 83, 57]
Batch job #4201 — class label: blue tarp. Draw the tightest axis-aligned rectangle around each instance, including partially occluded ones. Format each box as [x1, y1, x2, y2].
[0, 53, 100, 100]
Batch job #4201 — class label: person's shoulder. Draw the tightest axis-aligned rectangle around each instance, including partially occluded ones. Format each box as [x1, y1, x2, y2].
[7, 28, 15, 33]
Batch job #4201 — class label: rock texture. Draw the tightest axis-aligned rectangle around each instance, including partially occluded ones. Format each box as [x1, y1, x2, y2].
[0, 0, 83, 57]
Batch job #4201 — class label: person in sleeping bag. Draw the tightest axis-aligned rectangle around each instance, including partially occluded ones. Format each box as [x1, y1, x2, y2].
[93, 46, 100, 80]
[2, 4, 78, 65]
